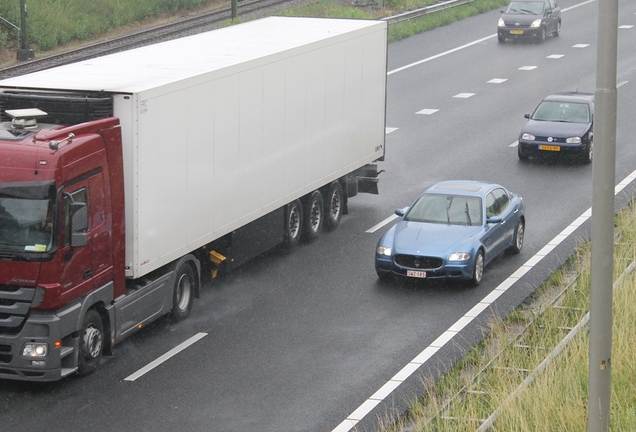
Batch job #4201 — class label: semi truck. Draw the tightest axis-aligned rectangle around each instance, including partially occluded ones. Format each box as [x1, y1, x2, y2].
[0, 16, 387, 381]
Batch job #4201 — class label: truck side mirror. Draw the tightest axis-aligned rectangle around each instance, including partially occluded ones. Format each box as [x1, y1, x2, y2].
[70, 202, 88, 247]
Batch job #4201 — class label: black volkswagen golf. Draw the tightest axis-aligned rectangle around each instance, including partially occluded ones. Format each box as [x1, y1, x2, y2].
[517, 92, 594, 164]
[498, 0, 561, 43]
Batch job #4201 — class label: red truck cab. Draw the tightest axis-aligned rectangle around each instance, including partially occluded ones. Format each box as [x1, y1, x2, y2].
[0, 109, 126, 380]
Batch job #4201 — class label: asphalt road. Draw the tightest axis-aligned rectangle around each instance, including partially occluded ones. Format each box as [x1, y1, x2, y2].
[2, 0, 635, 431]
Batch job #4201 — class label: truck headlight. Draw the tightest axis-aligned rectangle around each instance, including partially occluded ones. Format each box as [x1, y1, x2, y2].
[22, 343, 48, 358]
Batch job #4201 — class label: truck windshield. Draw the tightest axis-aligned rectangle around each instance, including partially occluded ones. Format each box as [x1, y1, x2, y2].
[0, 181, 55, 252]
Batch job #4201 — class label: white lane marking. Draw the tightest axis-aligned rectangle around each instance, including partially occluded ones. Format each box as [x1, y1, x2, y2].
[510, 140, 519, 147]
[547, 54, 564, 59]
[454, 92, 475, 98]
[619, 25, 633, 29]
[346, 170, 636, 431]
[488, 78, 507, 84]
[518, 65, 538, 70]
[573, 43, 590, 48]
[416, 108, 439, 115]
[366, 213, 399, 233]
[387, 34, 496, 75]
[124, 332, 208, 382]
[386, 127, 399, 134]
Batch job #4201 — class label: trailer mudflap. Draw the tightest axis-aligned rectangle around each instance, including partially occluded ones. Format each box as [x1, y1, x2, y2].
[354, 164, 383, 195]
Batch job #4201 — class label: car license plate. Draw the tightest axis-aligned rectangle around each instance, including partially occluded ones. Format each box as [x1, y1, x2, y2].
[539, 144, 561, 151]
[510, 29, 524, 34]
[407, 270, 427, 278]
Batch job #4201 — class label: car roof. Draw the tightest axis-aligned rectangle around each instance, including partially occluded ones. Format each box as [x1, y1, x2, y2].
[426, 180, 500, 197]
[543, 92, 594, 104]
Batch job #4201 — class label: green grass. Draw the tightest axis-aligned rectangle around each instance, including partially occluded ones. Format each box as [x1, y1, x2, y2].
[0, 0, 218, 51]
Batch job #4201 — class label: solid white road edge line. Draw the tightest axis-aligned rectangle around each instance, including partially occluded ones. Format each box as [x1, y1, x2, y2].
[124, 332, 208, 382]
[336, 169, 636, 432]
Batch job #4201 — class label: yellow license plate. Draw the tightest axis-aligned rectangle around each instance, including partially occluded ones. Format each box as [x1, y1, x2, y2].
[539, 144, 561, 151]
[510, 29, 524, 34]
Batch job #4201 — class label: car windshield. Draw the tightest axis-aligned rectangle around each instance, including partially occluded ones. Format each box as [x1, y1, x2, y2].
[505, 1, 544, 14]
[404, 193, 483, 226]
[531, 101, 590, 123]
[0, 182, 55, 252]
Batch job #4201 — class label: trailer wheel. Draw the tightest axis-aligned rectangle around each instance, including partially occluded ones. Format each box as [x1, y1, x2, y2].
[303, 191, 323, 241]
[171, 263, 196, 322]
[324, 181, 344, 231]
[78, 309, 104, 376]
[282, 199, 303, 250]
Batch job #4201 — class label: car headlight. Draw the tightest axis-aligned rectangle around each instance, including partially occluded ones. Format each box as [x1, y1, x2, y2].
[498, 18, 505, 28]
[377, 245, 392, 256]
[521, 133, 535, 140]
[22, 343, 48, 358]
[449, 252, 471, 262]
[566, 137, 582, 144]
[530, 19, 542, 28]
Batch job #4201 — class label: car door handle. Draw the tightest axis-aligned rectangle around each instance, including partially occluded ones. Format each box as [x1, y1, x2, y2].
[83, 269, 93, 279]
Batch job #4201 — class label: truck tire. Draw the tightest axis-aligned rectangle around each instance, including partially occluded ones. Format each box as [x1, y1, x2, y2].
[283, 199, 303, 250]
[303, 190, 323, 241]
[78, 309, 104, 376]
[324, 181, 344, 231]
[171, 263, 196, 322]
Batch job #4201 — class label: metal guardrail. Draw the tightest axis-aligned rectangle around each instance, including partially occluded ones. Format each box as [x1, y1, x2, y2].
[383, 0, 476, 24]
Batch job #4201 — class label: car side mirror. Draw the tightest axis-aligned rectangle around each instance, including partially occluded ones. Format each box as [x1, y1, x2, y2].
[395, 208, 406, 217]
[524, 114, 530, 119]
[487, 216, 502, 224]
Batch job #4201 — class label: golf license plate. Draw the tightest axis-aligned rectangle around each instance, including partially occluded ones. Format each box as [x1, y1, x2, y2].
[510, 29, 524, 35]
[407, 270, 427, 278]
[539, 144, 561, 152]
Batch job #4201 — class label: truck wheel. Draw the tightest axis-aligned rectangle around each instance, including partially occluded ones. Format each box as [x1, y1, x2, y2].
[171, 264, 196, 322]
[303, 190, 323, 241]
[324, 181, 344, 231]
[78, 309, 104, 376]
[283, 199, 303, 250]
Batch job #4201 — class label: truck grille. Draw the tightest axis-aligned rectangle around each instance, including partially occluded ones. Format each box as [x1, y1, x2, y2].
[0, 284, 36, 335]
[394, 254, 443, 269]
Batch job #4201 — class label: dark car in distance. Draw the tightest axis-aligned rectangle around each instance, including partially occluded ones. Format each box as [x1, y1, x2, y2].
[498, 0, 561, 43]
[517, 92, 594, 164]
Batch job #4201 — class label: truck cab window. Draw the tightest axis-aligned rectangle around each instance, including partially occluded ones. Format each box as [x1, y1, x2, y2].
[0, 194, 53, 251]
